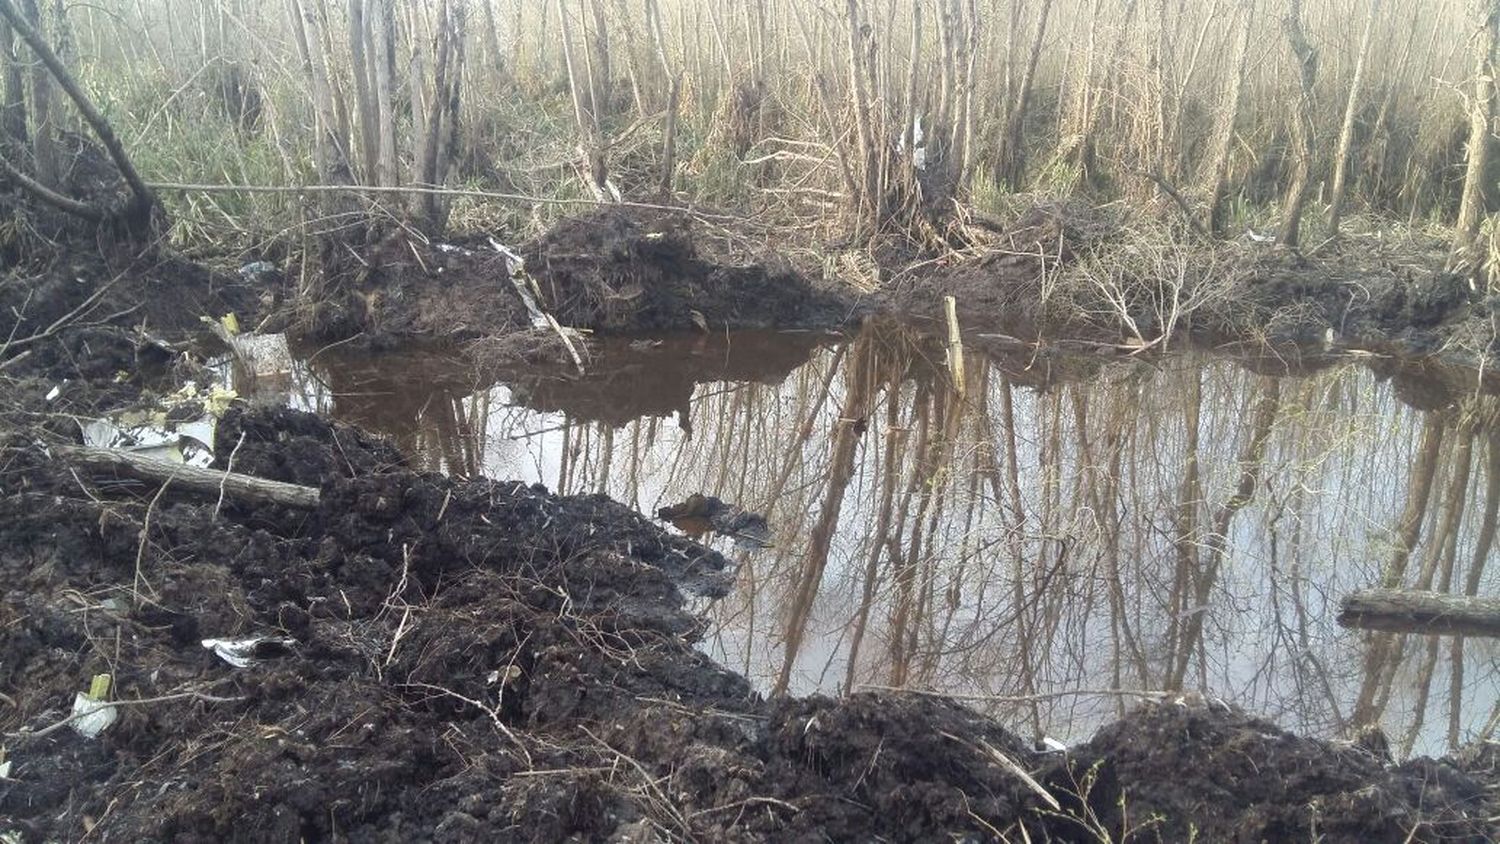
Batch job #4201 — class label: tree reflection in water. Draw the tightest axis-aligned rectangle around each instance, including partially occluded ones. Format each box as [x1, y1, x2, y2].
[288, 325, 1500, 757]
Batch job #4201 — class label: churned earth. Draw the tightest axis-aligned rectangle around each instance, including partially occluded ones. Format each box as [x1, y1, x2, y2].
[0, 403, 1495, 843]
[2, 180, 1498, 841]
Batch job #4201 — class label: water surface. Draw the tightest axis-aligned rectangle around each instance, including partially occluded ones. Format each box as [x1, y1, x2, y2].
[258, 325, 1499, 757]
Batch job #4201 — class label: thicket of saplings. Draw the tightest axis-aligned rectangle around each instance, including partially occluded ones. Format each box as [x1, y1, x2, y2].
[0, 0, 1495, 274]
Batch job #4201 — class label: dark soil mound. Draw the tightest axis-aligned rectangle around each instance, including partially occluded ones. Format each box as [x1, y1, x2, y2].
[3, 133, 270, 389]
[0, 133, 148, 267]
[213, 404, 408, 485]
[0, 246, 265, 386]
[1049, 703, 1495, 843]
[1, 407, 1495, 843]
[322, 207, 854, 349]
[522, 207, 851, 333]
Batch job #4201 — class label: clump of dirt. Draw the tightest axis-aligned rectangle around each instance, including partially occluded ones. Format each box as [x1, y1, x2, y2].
[213, 404, 407, 485]
[311, 206, 855, 350]
[1214, 236, 1488, 357]
[522, 207, 850, 333]
[0, 241, 268, 388]
[1048, 703, 1495, 843]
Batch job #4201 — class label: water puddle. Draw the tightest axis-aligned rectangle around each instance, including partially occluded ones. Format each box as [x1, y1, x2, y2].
[247, 325, 1497, 757]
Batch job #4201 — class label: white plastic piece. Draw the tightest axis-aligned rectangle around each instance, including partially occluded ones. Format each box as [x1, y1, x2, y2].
[70, 693, 117, 739]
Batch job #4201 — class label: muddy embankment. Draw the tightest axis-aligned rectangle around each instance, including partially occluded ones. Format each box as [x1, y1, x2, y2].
[297, 207, 855, 353]
[1, 192, 1498, 841]
[1, 403, 1495, 843]
[6, 188, 1492, 405]
[901, 202, 1500, 403]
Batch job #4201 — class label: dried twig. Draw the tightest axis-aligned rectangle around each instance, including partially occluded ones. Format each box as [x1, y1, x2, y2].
[581, 726, 695, 839]
[7, 690, 244, 741]
[0, 275, 122, 362]
[213, 432, 247, 520]
[132, 473, 174, 605]
[401, 681, 533, 766]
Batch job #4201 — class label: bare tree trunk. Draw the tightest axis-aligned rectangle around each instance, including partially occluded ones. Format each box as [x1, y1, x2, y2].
[999, 0, 1054, 188]
[480, 0, 505, 76]
[558, 0, 608, 199]
[348, 0, 379, 184]
[609, 0, 646, 118]
[585, 0, 611, 112]
[362, 0, 396, 187]
[408, 4, 433, 197]
[956, 0, 980, 188]
[1327, 0, 1381, 235]
[19, 0, 54, 185]
[645, 0, 678, 195]
[1148, 0, 1172, 200]
[418, 0, 464, 231]
[1202, 0, 1254, 236]
[416, 0, 454, 226]
[434, 6, 464, 228]
[1060, 0, 1138, 188]
[368, 0, 398, 187]
[313, 1, 350, 167]
[1277, 0, 1318, 248]
[934, 0, 955, 166]
[845, 0, 880, 233]
[900, 0, 921, 169]
[0, 13, 25, 143]
[1453, 0, 1499, 262]
[288, 0, 344, 187]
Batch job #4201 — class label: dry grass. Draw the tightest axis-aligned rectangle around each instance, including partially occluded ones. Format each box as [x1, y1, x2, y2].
[0, 0, 1473, 253]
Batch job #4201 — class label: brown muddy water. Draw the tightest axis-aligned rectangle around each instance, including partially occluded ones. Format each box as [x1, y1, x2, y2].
[224, 326, 1499, 758]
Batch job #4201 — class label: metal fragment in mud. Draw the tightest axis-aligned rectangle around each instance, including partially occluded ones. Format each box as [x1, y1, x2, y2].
[202, 636, 297, 668]
[75, 382, 233, 469]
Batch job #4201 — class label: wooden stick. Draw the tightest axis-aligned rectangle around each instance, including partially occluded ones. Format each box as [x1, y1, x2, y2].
[1339, 590, 1500, 638]
[55, 444, 320, 510]
[944, 295, 966, 399]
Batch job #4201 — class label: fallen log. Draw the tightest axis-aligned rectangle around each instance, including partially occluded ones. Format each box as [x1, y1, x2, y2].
[1337, 590, 1500, 638]
[55, 444, 320, 510]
